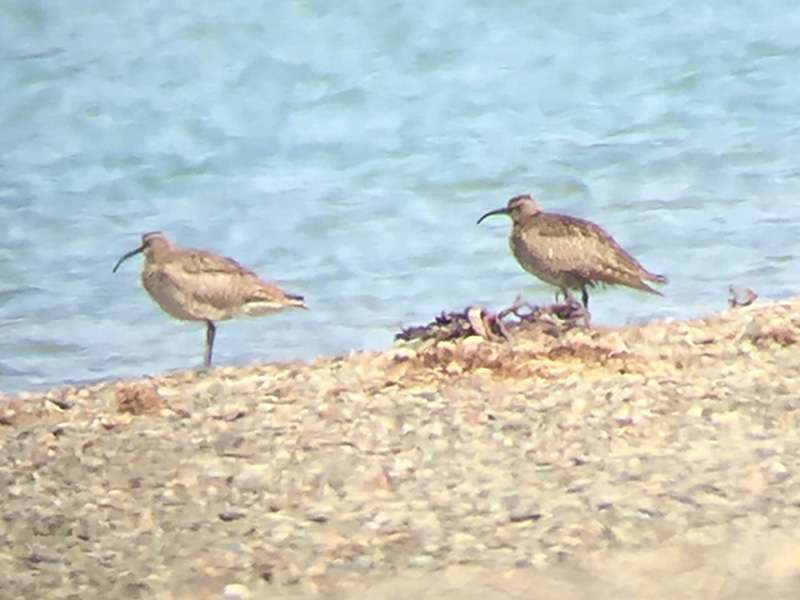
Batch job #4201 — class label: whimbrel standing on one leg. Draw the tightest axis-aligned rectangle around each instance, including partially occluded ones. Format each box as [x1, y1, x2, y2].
[477, 194, 667, 309]
[113, 231, 306, 368]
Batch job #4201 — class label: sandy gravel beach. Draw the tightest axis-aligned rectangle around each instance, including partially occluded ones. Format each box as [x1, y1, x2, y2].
[2, 298, 800, 599]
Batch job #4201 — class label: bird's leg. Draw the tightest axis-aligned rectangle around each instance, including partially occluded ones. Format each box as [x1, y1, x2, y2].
[551, 292, 591, 327]
[204, 320, 216, 368]
[575, 305, 592, 327]
[562, 289, 580, 307]
[559, 297, 591, 328]
[561, 286, 591, 327]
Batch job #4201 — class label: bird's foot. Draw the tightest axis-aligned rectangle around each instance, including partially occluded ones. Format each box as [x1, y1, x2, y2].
[194, 357, 213, 374]
[550, 295, 591, 327]
[573, 305, 592, 328]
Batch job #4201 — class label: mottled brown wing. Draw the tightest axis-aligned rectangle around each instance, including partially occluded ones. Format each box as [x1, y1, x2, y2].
[165, 250, 293, 311]
[178, 249, 260, 278]
[533, 213, 655, 284]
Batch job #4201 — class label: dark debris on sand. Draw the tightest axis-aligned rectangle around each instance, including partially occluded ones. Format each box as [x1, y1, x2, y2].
[395, 296, 589, 344]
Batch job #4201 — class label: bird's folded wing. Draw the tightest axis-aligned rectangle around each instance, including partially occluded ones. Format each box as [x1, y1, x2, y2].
[160, 259, 264, 311]
[177, 250, 260, 278]
[538, 215, 651, 276]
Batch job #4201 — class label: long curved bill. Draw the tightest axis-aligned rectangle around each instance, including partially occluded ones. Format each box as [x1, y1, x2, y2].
[476, 207, 509, 225]
[112, 244, 145, 273]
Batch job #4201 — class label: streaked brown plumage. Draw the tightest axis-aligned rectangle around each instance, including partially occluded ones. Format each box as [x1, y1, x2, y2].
[113, 231, 306, 368]
[477, 194, 667, 308]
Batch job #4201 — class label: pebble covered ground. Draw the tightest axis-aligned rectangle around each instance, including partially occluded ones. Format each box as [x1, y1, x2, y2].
[2, 298, 800, 599]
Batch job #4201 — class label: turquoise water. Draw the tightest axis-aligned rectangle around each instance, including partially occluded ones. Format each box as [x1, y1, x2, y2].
[2, 1, 800, 392]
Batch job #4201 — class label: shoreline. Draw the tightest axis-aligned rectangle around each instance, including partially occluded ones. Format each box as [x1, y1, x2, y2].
[2, 298, 800, 599]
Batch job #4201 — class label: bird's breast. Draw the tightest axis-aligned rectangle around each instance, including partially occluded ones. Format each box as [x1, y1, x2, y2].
[509, 229, 569, 287]
[141, 268, 208, 321]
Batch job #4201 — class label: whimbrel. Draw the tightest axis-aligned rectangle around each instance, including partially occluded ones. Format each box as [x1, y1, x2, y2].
[113, 231, 306, 368]
[477, 194, 667, 309]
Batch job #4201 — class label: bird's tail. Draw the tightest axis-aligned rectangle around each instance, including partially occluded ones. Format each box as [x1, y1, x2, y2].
[603, 266, 666, 296]
[647, 272, 668, 284]
[286, 292, 308, 309]
[635, 280, 665, 296]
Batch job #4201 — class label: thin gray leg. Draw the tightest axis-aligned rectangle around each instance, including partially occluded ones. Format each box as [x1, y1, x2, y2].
[563, 289, 580, 306]
[581, 285, 590, 309]
[204, 320, 216, 368]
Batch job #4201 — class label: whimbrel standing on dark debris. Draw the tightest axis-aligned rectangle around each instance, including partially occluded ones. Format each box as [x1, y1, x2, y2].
[113, 231, 306, 368]
[477, 194, 667, 309]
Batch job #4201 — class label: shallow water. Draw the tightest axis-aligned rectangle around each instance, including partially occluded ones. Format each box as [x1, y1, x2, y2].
[2, 0, 800, 392]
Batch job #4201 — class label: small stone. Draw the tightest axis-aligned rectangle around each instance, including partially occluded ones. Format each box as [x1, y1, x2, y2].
[451, 532, 478, 551]
[222, 583, 252, 600]
[353, 554, 375, 570]
[306, 508, 330, 523]
[305, 563, 326, 578]
[115, 381, 164, 415]
[219, 510, 246, 522]
[711, 411, 739, 425]
[509, 507, 542, 523]
[444, 361, 463, 376]
[211, 403, 249, 421]
[570, 396, 587, 415]
[234, 464, 272, 492]
[686, 404, 704, 418]
[374, 469, 391, 490]
[765, 458, 789, 480]
[388, 347, 417, 361]
[407, 554, 435, 568]
[0, 414, 15, 428]
[26, 553, 61, 564]
[612, 403, 633, 426]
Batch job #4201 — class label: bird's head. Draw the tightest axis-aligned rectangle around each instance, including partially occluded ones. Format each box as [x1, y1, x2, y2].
[476, 194, 542, 225]
[112, 231, 173, 272]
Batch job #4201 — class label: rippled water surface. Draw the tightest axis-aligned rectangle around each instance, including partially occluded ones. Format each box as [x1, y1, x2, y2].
[3, 1, 800, 391]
